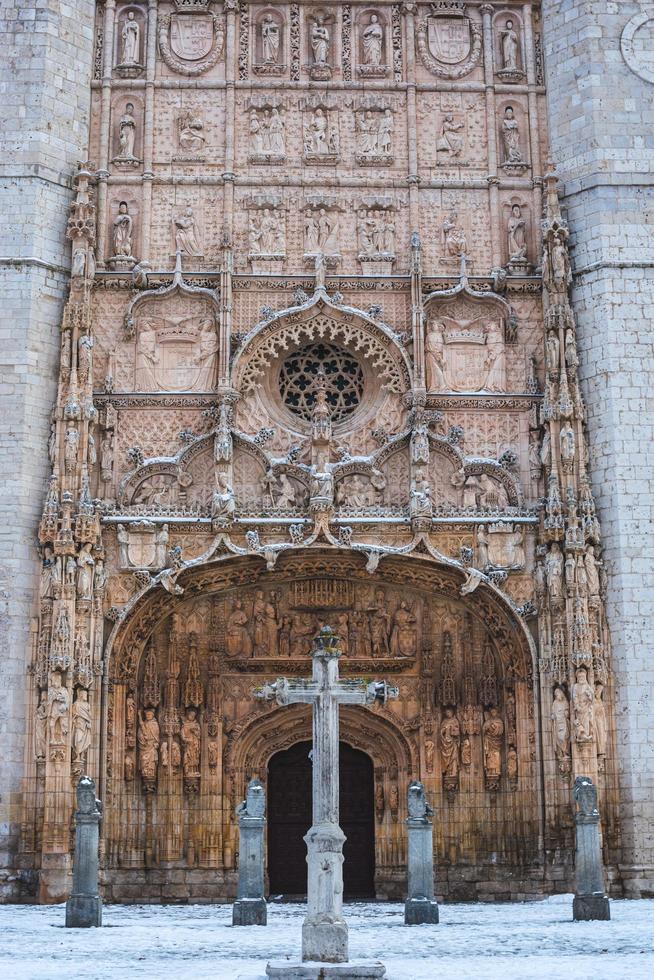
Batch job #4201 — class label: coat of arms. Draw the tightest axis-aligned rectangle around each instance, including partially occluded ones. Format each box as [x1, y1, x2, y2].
[159, 12, 225, 76]
[417, 3, 482, 79]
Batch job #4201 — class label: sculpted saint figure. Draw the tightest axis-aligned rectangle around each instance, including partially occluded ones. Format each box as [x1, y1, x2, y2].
[180, 708, 201, 776]
[261, 14, 280, 63]
[252, 589, 268, 656]
[212, 472, 235, 523]
[307, 108, 329, 154]
[179, 113, 205, 153]
[440, 707, 461, 779]
[362, 14, 383, 65]
[545, 542, 564, 600]
[585, 546, 601, 598]
[135, 320, 159, 390]
[278, 616, 291, 657]
[594, 682, 608, 758]
[500, 19, 520, 71]
[48, 672, 70, 745]
[194, 319, 219, 389]
[113, 202, 133, 256]
[442, 212, 467, 257]
[64, 424, 79, 473]
[425, 322, 447, 391]
[482, 707, 504, 778]
[425, 739, 435, 773]
[174, 206, 201, 256]
[369, 587, 391, 657]
[311, 17, 330, 65]
[35, 690, 48, 759]
[572, 666, 594, 742]
[268, 108, 285, 155]
[390, 600, 417, 658]
[121, 11, 140, 65]
[276, 472, 296, 508]
[378, 109, 393, 154]
[437, 113, 464, 158]
[550, 687, 570, 768]
[291, 614, 315, 658]
[138, 708, 160, 780]
[227, 598, 253, 658]
[357, 110, 378, 155]
[507, 204, 527, 260]
[501, 106, 524, 164]
[41, 547, 61, 602]
[76, 542, 95, 599]
[118, 103, 137, 159]
[72, 689, 92, 760]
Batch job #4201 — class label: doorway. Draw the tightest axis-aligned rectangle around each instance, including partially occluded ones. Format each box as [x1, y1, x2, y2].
[267, 740, 375, 899]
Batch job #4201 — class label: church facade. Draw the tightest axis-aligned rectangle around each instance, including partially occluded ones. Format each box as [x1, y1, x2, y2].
[1, 0, 653, 904]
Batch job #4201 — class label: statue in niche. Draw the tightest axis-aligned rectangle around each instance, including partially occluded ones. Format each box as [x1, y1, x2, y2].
[482, 707, 504, 779]
[40, 547, 61, 603]
[585, 546, 601, 599]
[121, 11, 140, 66]
[507, 204, 527, 260]
[135, 320, 159, 389]
[64, 423, 79, 474]
[500, 20, 520, 71]
[112, 202, 133, 257]
[117, 103, 137, 159]
[275, 472, 296, 508]
[47, 672, 70, 746]
[212, 472, 235, 523]
[311, 15, 330, 66]
[180, 708, 201, 777]
[390, 601, 416, 658]
[227, 598, 253, 658]
[546, 331, 560, 374]
[545, 542, 564, 600]
[277, 616, 291, 658]
[335, 613, 349, 656]
[483, 320, 506, 391]
[594, 682, 607, 760]
[461, 736, 471, 767]
[565, 328, 579, 370]
[250, 111, 265, 154]
[174, 206, 201, 256]
[72, 689, 92, 761]
[425, 739, 434, 773]
[76, 542, 95, 599]
[261, 14, 280, 64]
[572, 666, 594, 742]
[117, 524, 129, 567]
[425, 323, 447, 391]
[357, 110, 380, 155]
[506, 745, 518, 781]
[179, 113, 206, 154]
[194, 319, 219, 389]
[477, 526, 489, 568]
[154, 525, 168, 567]
[560, 424, 575, 466]
[251, 589, 268, 656]
[501, 106, 525, 164]
[35, 690, 48, 759]
[350, 610, 372, 659]
[368, 587, 391, 658]
[138, 708, 160, 781]
[291, 614, 315, 658]
[362, 13, 383, 65]
[551, 687, 570, 771]
[440, 708, 460, 780]
[263, 592, 279, 656]
[442, 212, 467, 257]
[436, 113, 465, 160]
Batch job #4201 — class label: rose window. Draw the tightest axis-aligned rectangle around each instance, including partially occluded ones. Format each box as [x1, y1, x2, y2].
[278, 343, 365, 423]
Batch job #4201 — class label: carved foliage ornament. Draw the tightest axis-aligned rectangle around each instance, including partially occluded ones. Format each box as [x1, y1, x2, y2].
[159, 11, 225, 76]
[416, 5, 483, 79]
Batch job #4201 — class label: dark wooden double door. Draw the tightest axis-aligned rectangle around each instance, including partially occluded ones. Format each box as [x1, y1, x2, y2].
[267, 740, 375, 899]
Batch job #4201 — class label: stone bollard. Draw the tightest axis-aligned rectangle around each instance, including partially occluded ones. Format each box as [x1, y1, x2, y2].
[233, 778, 267, 926]
[572, 775, 610, 921]
[65, 776, 103, 928]
[404, 781, 439, 925]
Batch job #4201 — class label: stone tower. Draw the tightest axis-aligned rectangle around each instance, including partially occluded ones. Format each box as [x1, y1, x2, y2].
[0, 0, 96, 898]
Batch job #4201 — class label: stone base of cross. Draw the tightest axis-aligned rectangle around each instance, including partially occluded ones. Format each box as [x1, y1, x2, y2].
[255, 626, 398, 971]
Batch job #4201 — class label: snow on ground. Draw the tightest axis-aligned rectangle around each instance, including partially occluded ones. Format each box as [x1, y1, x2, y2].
[0, 895, 653, 980]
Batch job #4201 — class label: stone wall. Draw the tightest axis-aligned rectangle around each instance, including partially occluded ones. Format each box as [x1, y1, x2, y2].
[543, 0, 654, 897]
[0, 0, 95, 898]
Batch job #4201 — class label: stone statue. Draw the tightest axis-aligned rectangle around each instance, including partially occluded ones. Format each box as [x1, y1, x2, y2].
[407, 780, 432, 819]
[261, 14, 280, 64]
[138, 708, 160, 781]
[362, 14, 383, 65]
[35, 690, 48, 759]
[174, 206, 201, 256]
[305, 108, 329, 154]
[440, 708, 460, 780]
[100, 432, 114, 483]
[425, 322, 447, 391]
[500, 20, 520, 71]
[154, 525, 169, 568]
[551, 686, 571, 770]
[64, 423, 79, 473]
[180, 708, 201, 777]
[117, 103, 137, 159]
[482, 707, 504, 779]
[311, 17, 330, 65]
[179, 113, 205, 153]
[290, 614, 315, 658]
[501, 106, 524, 164]
[442, 212, 467, 257]
[117, 523, 129, 567]
[572, 666, 594, 742]
[72, 689, 92, 761]
[267, 108, 285, 155]
[545, 543, 564, 600]
[425, 738, 434, 773]
[40, 547, 61, 602]
[76, 543, 95, 599]
[212, 473, 235, 523]
[461, 736, 471, 767]
[476, 526, 489, 569]
[507, 204, 527, 260]
[585, 546, 601, 598]
[594, 682, 607, 759]
[47, 671, 70, 746]
[121, 10, 140, 66]
[112, 202, 133, 257]
[436, 113, 464, 159]
[390, 600, 416, 658]
[506, 745, 518, 780]
[378, 109, 393, 154]
[560, 424, 575, 465]
[225, 599, 252, 657]
[369, 587, 391, 657]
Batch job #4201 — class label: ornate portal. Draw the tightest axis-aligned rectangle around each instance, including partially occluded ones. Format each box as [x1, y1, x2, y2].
[22, 0, 620, 908]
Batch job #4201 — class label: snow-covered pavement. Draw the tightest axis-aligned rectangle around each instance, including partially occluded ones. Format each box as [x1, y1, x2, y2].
[0, 895, 652, 980]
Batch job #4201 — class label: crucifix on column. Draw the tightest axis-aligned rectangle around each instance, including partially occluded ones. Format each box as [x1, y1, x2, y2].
[255, 625, 398, 968]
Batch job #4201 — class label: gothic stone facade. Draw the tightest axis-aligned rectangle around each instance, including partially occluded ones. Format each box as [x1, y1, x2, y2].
[3, 0, 652, 904]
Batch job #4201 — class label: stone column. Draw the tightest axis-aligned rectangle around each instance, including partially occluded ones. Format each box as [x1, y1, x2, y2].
[233, 778, 267, 926]
[404, 781, 439, 925]
[572, 776, 610, 921]
[65, 776, 102, 928]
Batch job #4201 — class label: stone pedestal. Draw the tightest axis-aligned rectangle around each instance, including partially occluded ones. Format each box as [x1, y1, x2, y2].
[404, 781, 439, 925]
[301, 821, 348, 962]
[233, 778, 267, 926]
[572, 776, 610, 921]
[65, 776, 102, 928]
[267, 962, 386, 979]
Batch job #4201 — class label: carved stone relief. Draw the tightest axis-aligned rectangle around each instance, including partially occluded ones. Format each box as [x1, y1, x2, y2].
[494, 12, 525, 83]
[356, 108, 394, 165]
[357, 10, 389, 78]
[253, 9, 285, 75]
[158, 8, 225, 76]
[303, 104, 340, 163]
[248, 105, 286, 164]
[307, 9, 334, 81]
[416, 4, 483, 79]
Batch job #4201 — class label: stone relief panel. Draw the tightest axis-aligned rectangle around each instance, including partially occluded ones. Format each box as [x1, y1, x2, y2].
[157, 4, 226, 78]
[148, 187, 222, 267]
[417, 93, 487, 174]
[302, 97, 340, 164]
[242, 193, 287, 273]
[155, 91, 226, 167]
[415, 2, 484, 85]
[419, 190, 491, 273]
[247, 97, 286, 164]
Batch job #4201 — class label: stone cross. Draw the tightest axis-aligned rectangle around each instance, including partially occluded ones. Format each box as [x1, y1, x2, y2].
[256, 625, 398, 966]
[404, 780, 439, 924]
[572, 775, 610, 920]
[233, 778, 267, 926]
[65, 775, 102, 928]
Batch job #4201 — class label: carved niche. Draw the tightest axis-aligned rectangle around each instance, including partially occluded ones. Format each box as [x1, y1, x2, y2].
[493, 10, 525, 83]
[416, 1, 483, 79]
[498, 102, 528, 175]
[357, 199, 396, 274]
[503, 197, 531, 275]
[302, 96, 340, 164]
[354, 97, 395, 165]
[246, 194, 286, 273]
[115, 6, 145, 78]
[307, 8, 335, 81]
[356, 9, 390, 78]
[252, 8, 285, 75]
[158, 1, 225, 77]
[248, 96, 286, 164]
[111, 96, 143, 168]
